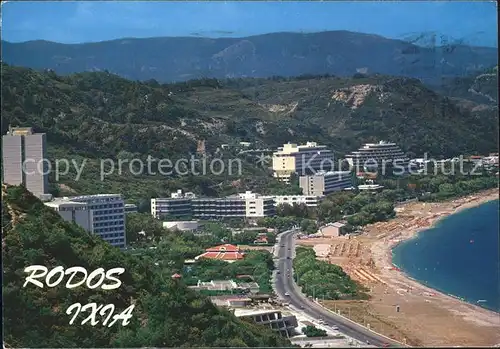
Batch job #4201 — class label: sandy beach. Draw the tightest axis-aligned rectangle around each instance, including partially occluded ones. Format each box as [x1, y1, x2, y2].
[299, 188, 500, 346]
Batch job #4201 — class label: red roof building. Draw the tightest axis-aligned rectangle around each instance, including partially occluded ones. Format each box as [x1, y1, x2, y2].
[253, 235, 268, 244]
[195, 244, 245, 262]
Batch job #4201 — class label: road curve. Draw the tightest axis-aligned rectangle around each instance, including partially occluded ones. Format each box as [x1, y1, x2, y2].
[273, 229, 402, 348]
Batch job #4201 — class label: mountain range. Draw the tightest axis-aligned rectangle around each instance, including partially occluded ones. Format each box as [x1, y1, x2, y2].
[2, 31, 497, 84]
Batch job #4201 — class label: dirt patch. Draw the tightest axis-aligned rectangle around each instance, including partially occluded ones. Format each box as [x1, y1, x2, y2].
[321, 299, 421, 346]
[58, 183, 77, 193]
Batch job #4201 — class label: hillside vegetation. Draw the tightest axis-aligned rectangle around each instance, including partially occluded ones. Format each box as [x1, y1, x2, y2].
[1, 64, 497, 202]
[2, 184, 292, 348]
[2, 31, 497, 84]
[434, 65, 498, 105]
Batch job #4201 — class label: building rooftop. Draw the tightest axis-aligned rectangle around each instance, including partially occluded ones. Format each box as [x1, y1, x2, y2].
[45, 199, 88, 208]
[233, 309, 284, 317]
[357, 184, 384, 190]
[363, 140, 396, 146]
[67, 194, 123, 200]
[262, 194, 319, 199]
[276, 141, 329, 154]
[312, 170, 352, 177]
[237, 191, 261, 199]
[195, 244, 245, 261]
[206, 244, 240, 252]
[6, 126, 37, 136]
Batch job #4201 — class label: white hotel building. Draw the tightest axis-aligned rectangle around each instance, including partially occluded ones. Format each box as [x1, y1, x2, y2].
[272, 142, 335, 183]
[45, 194, 126, 248]
[345, 141, 410, 173]
[151, 190, 275, 220]
[299, 170, 353, 196]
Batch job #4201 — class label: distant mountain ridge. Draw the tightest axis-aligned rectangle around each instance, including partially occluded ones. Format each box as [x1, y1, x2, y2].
[2, 31, 497, 84]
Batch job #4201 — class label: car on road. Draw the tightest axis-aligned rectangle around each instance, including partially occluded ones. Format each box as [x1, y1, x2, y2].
[277, 271, 280, 274]
[332, 326, 338, 330]
[287, 256, 291, 259]
[284, 292, 290, 296]
[299, 305, 305, 309]
[281, 244, 285, 247]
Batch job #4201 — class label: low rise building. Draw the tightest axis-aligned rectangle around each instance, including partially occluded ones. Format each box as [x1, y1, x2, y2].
[152, 190, 275, 220]
[124, 203, 138, 213]
[195, 244, 245, 262]
[484, 154, 499, 165]
[189, 280, 238, 291]
[299, 170, 353, 196]
[238, 282, 261, 294]
[253, 233, 269, 245]
[319, 222, 347, 237]
[163, 220, 199, 231]
[345, 184, 384, 192]
[233, 309, 298, 338]
[210, 296, 253, 308]
[357, 184, 384, 191]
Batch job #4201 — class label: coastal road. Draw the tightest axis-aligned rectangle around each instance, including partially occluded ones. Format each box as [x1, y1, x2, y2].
[273, 230, 402, 348]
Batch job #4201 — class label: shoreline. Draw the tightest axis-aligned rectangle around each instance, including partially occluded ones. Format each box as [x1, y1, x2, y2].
[372, 188, 500, 330]
[302, 188, 499, 345]
[388, 188, 500, 316]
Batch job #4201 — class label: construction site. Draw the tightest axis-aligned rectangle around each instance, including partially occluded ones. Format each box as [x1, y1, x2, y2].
[297, 189, 500, 347]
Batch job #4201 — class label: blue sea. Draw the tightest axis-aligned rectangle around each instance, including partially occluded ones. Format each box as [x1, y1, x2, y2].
[392, 199, 500, 313]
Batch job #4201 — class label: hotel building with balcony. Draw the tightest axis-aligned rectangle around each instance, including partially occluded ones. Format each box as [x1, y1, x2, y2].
[192, 191, 275, 220]
[299, 170, 353, 196]
[44, 194, 126, 248]
[272, 142, 335, 183]
[45, 199, 94, 233]
[345, 141, 410, 174]
[151, 190, 275, 220]
[151, 190, 195, 219]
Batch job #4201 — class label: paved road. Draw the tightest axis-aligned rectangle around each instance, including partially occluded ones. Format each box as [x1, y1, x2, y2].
[273, 230, 402, 348]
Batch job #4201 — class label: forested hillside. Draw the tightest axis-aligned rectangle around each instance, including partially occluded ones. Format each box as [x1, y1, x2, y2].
[434, 65, 498, 104]
[1, 64, 497, 202]
[2, 184, 292, 348]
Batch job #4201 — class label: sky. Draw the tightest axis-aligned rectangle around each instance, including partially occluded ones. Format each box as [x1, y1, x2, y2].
[1, 1, 498, 47]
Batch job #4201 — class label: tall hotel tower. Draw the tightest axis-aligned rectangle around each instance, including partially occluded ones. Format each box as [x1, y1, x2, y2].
[2, 126, 50, 199]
